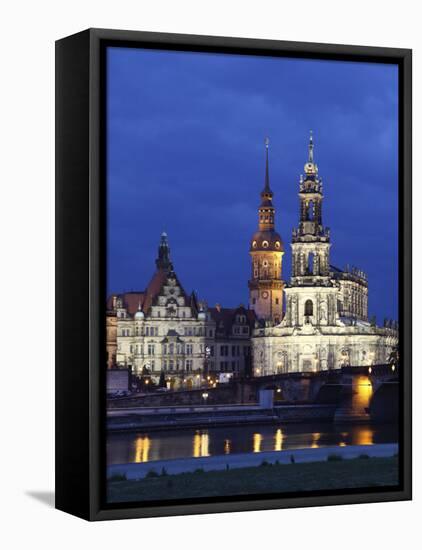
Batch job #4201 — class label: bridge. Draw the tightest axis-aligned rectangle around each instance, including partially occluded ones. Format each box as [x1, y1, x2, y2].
[108, 364, 398, 423]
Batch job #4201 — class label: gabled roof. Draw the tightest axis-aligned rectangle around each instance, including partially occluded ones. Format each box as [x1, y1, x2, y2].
[142, 269, 169, 313]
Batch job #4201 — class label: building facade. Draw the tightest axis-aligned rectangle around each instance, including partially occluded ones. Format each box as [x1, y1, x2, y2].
[252, 134, 398, 374]
[106, 233, 256, 388]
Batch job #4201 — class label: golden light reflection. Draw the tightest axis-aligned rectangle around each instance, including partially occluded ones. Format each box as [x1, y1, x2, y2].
[193, 432, 210, 457]
[224, 439, 231, 454]
[274, 429, 284, 451]
[356, 428, 373, 446]
[253, 433, 262, 453]
[134, 436, 151, 463]
[311, 432, 321, 449]
[339, 442, 346, 447]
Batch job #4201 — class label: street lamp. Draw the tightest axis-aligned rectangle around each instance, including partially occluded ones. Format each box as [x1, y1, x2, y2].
[202, 392, 209, 404]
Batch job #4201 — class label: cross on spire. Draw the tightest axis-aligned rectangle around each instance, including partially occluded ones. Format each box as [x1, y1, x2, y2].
[308, 130, 314, 163]
[264, 137, 271, 192]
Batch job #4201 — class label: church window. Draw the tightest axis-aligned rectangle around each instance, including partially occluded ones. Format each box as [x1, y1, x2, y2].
[252, 241, 257, 248]
[275, 241, 280, 249]
[262, 240, 269, 248]
[304, 299, 314, 316]
[275, 298, 279, 305]
[305, 200, 314, 221]
[307, 253, 315, 275]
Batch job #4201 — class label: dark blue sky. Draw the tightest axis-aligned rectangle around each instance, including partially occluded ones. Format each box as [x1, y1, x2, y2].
[107, 47, 398, 321]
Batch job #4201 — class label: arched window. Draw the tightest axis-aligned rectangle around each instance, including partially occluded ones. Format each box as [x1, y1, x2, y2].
[305, 200, 314, 221]
[304, 299, 313, 316]
[307, 253, 314, 275]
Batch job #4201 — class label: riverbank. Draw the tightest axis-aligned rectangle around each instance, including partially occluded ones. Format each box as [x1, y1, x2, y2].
[107, 454, 399, 503]
[108, 442, 398, 479]
[107, 403, 337, 432]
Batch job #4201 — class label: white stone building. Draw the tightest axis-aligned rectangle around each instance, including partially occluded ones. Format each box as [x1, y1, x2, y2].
[107, 233, 256, 388]
[251, 134, 398, 374]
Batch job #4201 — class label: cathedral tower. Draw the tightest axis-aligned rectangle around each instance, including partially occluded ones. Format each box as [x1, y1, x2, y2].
[291, 131, 331, 283]
[248, 139, 285, 324]
[283, 132, 338, 329]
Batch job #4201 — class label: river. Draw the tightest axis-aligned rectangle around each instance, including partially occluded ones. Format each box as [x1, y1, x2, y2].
[107, 422, 398, 465]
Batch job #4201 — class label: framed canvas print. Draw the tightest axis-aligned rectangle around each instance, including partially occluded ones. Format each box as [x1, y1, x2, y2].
[55, 28, 412, 521]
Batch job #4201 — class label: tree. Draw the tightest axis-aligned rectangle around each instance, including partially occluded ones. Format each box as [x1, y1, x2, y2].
[159, 371, 166, 388]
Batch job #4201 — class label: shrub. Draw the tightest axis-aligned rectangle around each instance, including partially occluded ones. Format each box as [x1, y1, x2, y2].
[290, 455, 295, 464]
[146, 469, 159, 478]
[358, 453, 370, 460]
[161, 467, 168, 476]
[194, 468, 204, 474]
[108, 472, 127, 482]
[260, 460, 270, 467]
[327, 453, 343, 462]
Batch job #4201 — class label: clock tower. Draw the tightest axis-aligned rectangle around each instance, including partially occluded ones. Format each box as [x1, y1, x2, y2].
[248, 139, 285, 324]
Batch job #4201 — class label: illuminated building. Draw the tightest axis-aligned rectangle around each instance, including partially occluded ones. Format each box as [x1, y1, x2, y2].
[248, 138, 285, 324]
[107, 233, 255, 387]
[252, 133, 398, 374]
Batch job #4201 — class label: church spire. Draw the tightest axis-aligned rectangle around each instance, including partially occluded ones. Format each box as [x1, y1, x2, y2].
[263, 137, 271, 192]
[308, 130, 314, 163]
[156, 231, 173, 270]
[258, 138, 275, 230]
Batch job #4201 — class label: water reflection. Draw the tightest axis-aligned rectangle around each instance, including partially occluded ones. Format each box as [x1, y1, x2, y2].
[311, 432, 320, 449]
[193, 432, 209, 457]
[107, 422, 398, 466]
[134, 436, 151, 463]
[253, 433, 262, 453]
[274, 429, 284, 451]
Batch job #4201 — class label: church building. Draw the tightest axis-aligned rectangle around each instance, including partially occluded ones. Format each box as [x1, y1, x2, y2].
[251, 134, 398, 374]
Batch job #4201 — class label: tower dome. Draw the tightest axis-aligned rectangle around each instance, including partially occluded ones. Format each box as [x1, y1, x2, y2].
[134, 301, 144, 320]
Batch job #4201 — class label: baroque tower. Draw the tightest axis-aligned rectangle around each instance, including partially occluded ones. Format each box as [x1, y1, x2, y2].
[283, 132, 338, 330]
[248, 139, 285, 324]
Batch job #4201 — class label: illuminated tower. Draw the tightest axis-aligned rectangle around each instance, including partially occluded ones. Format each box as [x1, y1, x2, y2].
[248, 138, 285, 324]
[284, 132, 338, 329]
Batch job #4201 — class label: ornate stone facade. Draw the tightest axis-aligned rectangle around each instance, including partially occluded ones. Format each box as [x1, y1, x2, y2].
[252, 134, 398, 374]
[107, 233, 256, 387]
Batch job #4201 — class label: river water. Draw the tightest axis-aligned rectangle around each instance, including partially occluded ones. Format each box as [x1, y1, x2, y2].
[107, 422, 398, 465]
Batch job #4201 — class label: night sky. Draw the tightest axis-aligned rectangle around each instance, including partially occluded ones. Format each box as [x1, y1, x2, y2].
[107, 47, 398, 321]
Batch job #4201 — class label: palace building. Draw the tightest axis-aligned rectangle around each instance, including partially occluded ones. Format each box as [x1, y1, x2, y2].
[251, 134, 398, 374]
[106, 233, 255, 388]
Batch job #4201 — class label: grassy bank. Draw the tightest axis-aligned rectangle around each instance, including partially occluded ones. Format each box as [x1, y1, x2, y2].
[107, 455, 398, 503]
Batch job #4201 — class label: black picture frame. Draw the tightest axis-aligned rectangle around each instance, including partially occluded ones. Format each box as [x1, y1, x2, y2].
[55, 28, 412, 521]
